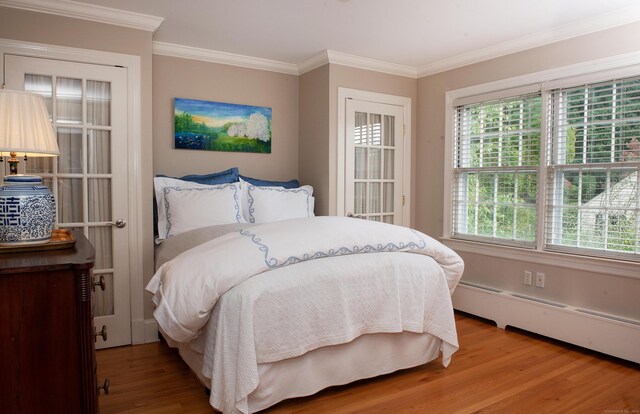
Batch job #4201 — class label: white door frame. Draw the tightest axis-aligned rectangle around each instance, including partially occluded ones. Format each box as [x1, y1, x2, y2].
[0, 38, 146, 344]
[337, 87, 412, 226]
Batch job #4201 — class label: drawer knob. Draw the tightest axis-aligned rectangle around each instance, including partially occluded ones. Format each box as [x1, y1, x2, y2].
[93, 275, 106, 292]
[98, 378, 110, 395]
[94, 325, 108, 342]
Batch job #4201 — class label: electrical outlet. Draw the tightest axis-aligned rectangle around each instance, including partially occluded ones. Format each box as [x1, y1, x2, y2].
[536, 272, 545, 288]
[523, 271, 532, 286]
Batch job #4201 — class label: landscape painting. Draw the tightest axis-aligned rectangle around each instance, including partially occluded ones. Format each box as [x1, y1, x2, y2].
[174, 98, 272, 153]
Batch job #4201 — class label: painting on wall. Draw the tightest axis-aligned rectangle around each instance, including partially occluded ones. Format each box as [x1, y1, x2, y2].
[174, 98, 272, 153]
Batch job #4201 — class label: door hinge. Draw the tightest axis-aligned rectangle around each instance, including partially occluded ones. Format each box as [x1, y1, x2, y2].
[402, 195, 406, 206]
[403, 124, 406, 136]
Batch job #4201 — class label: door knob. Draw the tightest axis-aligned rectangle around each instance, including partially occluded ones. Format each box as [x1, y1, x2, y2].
[107, 219, 126, 228]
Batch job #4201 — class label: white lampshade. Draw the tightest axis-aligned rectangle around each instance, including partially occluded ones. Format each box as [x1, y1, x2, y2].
[0, 89, 59, 156]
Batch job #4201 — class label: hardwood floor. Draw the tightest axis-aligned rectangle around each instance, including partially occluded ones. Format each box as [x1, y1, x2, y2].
[97, 312, 640, 413]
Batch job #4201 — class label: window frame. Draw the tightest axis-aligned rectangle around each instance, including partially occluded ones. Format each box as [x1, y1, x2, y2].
[443, 53, 640, 279]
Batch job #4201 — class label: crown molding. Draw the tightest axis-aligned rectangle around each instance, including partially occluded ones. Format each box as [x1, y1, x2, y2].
[297, 50, 330, 75]
[156, 44, 419, 78]
[153, 41, 299, 75]
[0, 0, 163, 32]
[298, 49, 417, 78]
[418, 3, 640, 77]
[325, 50, 417, 78]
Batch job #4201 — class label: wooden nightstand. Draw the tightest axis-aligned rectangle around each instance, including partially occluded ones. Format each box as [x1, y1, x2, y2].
[0, 230, 107, 413]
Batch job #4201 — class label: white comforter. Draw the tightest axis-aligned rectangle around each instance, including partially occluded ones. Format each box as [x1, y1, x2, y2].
[147, 216, 464, 413]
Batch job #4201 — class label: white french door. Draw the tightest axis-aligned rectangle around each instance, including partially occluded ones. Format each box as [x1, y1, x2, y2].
[345, 98, 406, 224]
[5, 55, 131, 349]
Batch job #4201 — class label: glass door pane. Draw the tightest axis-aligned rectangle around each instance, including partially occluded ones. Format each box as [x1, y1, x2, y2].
[87, 80, 111, 126]
[57, 128, 83, 173]
[89, 227, 114, 316]
[56, 77, 82, 125]
[87, 130, 111, 174]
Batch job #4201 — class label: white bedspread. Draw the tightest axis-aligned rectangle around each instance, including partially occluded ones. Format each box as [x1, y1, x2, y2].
[146, 217, 464, 414]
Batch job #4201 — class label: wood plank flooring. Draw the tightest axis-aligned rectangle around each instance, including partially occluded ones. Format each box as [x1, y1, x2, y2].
[97, 312, 640, 413]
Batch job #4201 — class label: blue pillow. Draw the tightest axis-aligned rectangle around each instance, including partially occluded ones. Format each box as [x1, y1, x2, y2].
[157, 167, 240, 185]
[240, 174, 299, 189]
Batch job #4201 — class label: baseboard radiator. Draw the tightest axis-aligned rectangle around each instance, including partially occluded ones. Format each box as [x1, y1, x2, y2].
[452, 282, 640, 364]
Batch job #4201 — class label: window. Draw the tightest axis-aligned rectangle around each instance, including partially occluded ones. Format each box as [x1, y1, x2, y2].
[453, 93, 541, 246]
[450, 75, 640, 261]
[546, 77, 640, 257]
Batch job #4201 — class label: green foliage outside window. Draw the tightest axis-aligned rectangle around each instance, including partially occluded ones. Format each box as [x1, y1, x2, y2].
[454, 78, 639, 255]
[456, 95, 540, 242]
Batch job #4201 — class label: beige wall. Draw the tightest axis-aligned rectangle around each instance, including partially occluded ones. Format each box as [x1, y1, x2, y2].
[299, 64, 330, 214]
[417, 22, 640, 319]
[0, 6, 156, 320]
[152, 56, 299, 318]
[153, 55, 299, 181]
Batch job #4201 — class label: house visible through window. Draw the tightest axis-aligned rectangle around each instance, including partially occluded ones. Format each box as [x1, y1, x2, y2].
[451, 76, 640, 260]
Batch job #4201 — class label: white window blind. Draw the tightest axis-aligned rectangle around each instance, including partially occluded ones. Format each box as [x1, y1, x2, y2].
[452, 93, 542, 246]
[546, 77, 640, 258]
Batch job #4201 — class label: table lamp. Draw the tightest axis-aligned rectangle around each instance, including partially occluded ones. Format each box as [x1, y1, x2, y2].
[0, 89, 60, 246]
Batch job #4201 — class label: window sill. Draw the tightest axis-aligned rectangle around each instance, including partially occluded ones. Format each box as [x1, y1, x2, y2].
[441, 237, 640, 280]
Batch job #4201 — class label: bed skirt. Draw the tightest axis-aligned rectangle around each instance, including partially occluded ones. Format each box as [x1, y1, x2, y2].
[163, 329, 442, 413]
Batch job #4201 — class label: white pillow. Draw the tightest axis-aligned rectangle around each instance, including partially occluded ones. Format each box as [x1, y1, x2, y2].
[162, 185, 244, 238]
[155, 176, 213, 240]
[243, 182, 315, 223]
[155, 177, 243, 239]
[238, 178, 314, 219]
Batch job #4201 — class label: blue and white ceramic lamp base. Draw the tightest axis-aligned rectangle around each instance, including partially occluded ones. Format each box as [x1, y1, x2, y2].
[0, 175, 56, 246]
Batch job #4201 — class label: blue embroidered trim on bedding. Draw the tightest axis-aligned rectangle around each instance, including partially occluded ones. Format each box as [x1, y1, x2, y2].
[238, 228, 427, 269]
[247, 185, 311, 223]
[163, 183, 242, 237]
[246, 185, 312, 223]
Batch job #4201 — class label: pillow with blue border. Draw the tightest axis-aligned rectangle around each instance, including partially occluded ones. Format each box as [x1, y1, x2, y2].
[153, 167, 240, 236]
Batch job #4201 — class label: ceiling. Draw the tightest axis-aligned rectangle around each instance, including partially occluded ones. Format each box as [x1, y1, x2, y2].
[12, 0, 640, 74]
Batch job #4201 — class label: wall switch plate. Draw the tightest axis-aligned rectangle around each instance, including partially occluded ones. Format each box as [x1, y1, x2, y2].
[524, 271, 532, 286]
[536, 272, 545, 288]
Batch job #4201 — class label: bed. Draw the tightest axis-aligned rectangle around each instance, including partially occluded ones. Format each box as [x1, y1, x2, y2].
[147, 170, 464, 414]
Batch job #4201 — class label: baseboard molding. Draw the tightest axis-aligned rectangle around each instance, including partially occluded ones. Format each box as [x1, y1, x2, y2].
[452, 282, 640, 364]
[144, 319, 159, 343]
